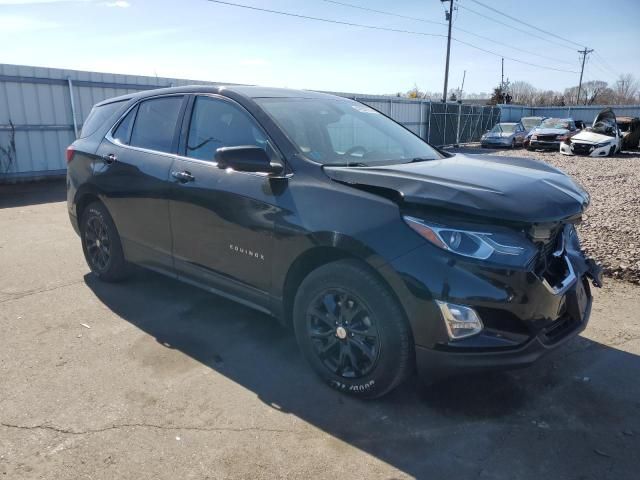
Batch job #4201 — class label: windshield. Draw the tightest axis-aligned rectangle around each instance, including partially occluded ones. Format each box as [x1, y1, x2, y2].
[491, 124, 516, 134]
[521, 118, 542, 130]
[256, 98, 441, 166]
[540, 118, 570, 129]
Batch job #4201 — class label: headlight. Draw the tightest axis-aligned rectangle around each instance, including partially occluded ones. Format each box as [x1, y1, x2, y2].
[595, 141, 610, 148]
[556, 134, 569, 141]
[403, 216, 537, 266]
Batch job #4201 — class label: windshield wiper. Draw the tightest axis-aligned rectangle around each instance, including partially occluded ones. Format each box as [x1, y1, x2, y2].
[409, 157, 435, 163]
[323, 161, 369, 167]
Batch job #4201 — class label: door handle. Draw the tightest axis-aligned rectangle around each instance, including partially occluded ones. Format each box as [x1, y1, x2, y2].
[171, 170, 195, 183]
[103, 153, 117, 164]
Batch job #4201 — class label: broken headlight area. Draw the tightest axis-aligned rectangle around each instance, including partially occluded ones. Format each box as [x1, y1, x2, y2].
[403, 216, 537, 267]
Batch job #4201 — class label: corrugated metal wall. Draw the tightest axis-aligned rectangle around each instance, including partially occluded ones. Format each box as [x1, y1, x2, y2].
[0, 63, 499, 181]
[499, 104, 640, 123]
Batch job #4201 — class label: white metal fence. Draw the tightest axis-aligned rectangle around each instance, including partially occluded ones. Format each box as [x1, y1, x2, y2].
[498, 104, 640, 124]
[0, 63, 500, 181]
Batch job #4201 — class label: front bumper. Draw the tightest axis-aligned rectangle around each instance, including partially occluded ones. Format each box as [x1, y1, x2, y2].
[380, 226, 602, 381]
[528, 139, 561, 150]
[560, 142, 611, 157]
[481, 137, 511, 147]
[416, 277, 592, 381]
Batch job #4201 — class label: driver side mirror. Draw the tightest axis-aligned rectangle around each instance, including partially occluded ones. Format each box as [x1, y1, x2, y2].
[215, 146, 283, 175]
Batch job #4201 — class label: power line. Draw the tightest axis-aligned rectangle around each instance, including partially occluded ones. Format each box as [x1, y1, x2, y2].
[457, 3, 576, 52]
[593, 51, 620, 78]
[468, 0, 586, 49]
[319, 0, 576, 66]
[205, 0, 579, 74]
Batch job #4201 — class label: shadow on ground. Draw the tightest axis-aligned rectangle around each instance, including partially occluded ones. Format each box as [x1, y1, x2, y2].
[0, 179, 66, 208]
[85, 269, 640, 479]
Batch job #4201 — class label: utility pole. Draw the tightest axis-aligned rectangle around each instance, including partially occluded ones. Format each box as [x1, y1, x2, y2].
[576, 47, 594, 105]
[501, 57, 504, 103]
[441, 0, 454, 102]
[459, 69, 466, 102]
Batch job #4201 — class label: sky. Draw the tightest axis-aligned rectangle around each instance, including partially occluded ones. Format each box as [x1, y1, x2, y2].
[0, 0, 638, 96]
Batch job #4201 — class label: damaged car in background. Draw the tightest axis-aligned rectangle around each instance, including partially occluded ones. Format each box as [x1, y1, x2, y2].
[561, 108, 621, 157]
[481, 122, 526, 148]
[527, 118, 580, 151]
[617, 115, 640, 150]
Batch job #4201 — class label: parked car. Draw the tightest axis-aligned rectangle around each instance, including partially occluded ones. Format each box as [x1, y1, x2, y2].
[527, 118, 579, 151]
[66, 86, 602, 398]
[617, 115, 640, 150]
[560, 108, 622, 157]
[520, 116, 546, 133]
[480, 122, 527, 148]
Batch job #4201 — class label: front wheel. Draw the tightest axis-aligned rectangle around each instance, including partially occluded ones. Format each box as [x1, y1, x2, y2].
[80, 201, 129, 282]
[293, 260, 413, 398]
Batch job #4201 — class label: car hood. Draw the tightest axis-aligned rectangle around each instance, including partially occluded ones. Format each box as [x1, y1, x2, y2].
[594, 107, 616, 125]
[532, 128, 568, 136]
[571, 131, 614, 144]
[323, 154, 589, 224]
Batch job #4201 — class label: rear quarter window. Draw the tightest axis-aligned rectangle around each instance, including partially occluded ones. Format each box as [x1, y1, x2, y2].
[80, 100, 127, 138]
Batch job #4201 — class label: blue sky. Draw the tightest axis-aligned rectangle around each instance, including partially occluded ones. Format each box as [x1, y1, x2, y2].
[0, 0, 638, 95]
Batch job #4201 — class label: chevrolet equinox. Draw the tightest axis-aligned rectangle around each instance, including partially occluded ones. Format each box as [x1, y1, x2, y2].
[66, 86, 602, 398]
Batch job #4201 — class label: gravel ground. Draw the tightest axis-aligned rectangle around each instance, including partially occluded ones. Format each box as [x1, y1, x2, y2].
[472, 146, 640, 285]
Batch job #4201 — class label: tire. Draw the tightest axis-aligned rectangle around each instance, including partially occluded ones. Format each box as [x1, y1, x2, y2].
[293, 259, 412, 398]
[80, 201, 129, 282]
[511, 139, 516, 149]
[608, 145, 616, 157]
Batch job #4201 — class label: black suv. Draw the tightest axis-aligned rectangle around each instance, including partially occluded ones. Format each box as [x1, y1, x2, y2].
[67, 86, 602, 398]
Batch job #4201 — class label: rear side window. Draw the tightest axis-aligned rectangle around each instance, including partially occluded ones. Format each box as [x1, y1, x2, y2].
[80, 100, 126, 138]
[112, 105, 137, 145]
[130, 96, 184, 153]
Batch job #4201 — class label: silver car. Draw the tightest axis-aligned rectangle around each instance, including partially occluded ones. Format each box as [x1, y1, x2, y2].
[481, 122, 526, 148]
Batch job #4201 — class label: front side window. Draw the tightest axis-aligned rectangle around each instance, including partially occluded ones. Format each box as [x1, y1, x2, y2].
[129, 96, 184, 153]
[186, 96, 268, 161]
[257, 98, 441, 166]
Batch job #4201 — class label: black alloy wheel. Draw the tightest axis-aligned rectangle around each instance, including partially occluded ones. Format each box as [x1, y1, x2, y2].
[85, 214, 111, 272]
[306, 289, 380, 379]
[80, 202, 129, 282]
[293, 259, 412, 398]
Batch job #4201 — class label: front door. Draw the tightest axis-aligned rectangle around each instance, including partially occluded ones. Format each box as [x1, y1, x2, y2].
[169, 95, 283, 310]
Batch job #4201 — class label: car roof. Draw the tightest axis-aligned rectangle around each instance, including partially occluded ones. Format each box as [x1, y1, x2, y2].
[499, 122, 519, 125]
[96, 85, 339, 107]
[544, 117, 574, 121]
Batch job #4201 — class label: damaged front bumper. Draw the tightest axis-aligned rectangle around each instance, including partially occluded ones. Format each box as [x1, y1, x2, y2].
[560, 141, 613, 157]
[383, 225, 602, 382]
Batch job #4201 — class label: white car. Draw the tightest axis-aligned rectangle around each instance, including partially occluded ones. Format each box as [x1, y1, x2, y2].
[560, 108, 622, 157]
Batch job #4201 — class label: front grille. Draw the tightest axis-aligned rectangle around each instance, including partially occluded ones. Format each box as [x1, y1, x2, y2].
[572, 143, 593, 155]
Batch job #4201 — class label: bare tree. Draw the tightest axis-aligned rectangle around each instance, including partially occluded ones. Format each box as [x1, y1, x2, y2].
[614, 74, 639, 104]
[0, 120, 16, 175]
[509, 81, 536, 105]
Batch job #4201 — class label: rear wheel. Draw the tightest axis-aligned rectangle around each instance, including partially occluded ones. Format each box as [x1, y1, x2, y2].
[293, 259, 412, 398]
[80, 201, 129, 282]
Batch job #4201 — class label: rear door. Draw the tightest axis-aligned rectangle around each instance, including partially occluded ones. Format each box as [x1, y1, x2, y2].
[96, 94, 187, 272]
[168, 94, 284, 310]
